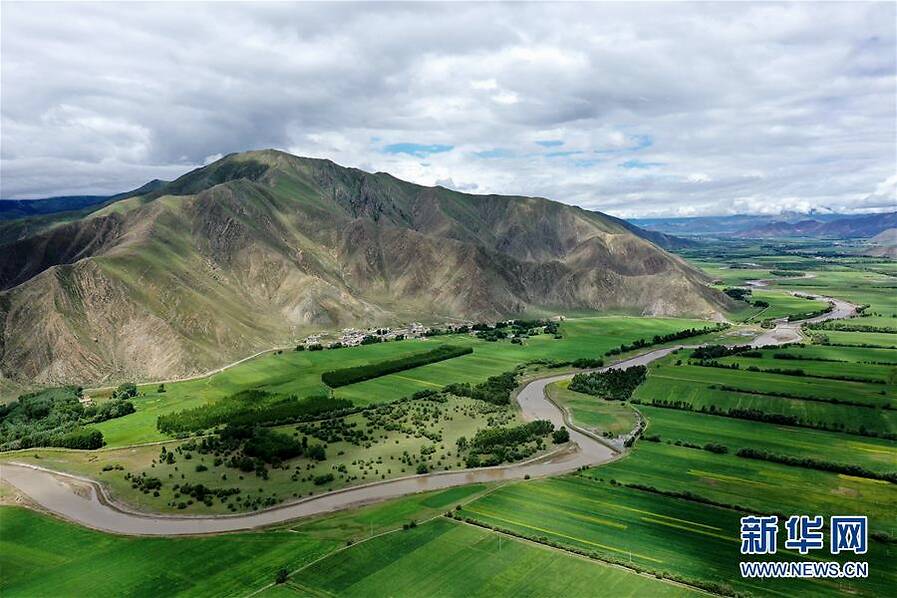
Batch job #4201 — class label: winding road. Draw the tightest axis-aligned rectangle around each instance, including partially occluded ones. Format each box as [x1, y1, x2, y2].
[0, 292, 857, 536]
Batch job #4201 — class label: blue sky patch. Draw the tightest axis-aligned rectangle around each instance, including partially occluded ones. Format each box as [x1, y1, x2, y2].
[545, 150, 583, 158]
[536, 140, 564, 147]
[595, 134, 654, 154]
[620, 159, 664, 169]
[475, 148, 514, 159]
[382, 143, 453, 157]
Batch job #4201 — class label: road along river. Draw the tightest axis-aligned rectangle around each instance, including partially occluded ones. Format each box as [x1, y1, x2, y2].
[0, 295, 856, 535]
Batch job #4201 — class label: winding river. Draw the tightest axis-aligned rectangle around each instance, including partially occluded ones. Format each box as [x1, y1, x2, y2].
[0, 292, 856, 536]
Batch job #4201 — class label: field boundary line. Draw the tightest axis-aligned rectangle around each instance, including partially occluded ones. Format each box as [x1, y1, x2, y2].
[242, 483, 509, 598]
[446, 516, 716, 597]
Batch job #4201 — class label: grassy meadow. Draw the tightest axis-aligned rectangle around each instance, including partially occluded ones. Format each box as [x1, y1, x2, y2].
[546, 380, 637, 438]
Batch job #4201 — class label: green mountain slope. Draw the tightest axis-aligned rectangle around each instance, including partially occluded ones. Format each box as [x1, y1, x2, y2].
[0, 150, 730, 385]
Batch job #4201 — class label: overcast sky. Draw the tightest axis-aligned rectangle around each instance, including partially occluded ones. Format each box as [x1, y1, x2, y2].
[2, 2, 895, 217]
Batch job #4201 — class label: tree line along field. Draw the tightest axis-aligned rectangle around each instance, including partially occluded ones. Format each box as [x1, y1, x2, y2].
[635, 356, 896, 437]
[83, 315, 722, 447]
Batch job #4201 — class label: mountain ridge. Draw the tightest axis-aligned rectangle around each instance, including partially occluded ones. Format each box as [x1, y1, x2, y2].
[0, 149, 730, 386]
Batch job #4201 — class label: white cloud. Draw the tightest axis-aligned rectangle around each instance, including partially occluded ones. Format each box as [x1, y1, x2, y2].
[0, 2, 894, 217]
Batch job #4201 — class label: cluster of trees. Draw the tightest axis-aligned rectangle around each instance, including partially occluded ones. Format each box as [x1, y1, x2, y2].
[321, 345, 472, 387]
[111, 382, 138, 399]
[604, 324, 729, 356]
[724, 287, 751, 301]
[296, 418, 371, 445]
[525, 357, 602, 370]
[46, 427, 105, 450]
[0, 386, 134, 450]
[735, 448, 897, 483]
[787, 304, 833, 322]
[218, 424, 326, 466]
[468, 319, 559, 342]
[444, 370, 520, 405]
[721, 287, 769, 307]
[173, 482, 241, 507]
[568, 366, 647, 400]
[126, 472, 163, 494]
[173, 424, 326, 479]
[157, 390, 353, 434]
[462, 419, 555, 466]
[770, 270, 805, 277]
[471, 420, 554, 452]
[571, 357, 604, 368]
[772, 352, 843, 363]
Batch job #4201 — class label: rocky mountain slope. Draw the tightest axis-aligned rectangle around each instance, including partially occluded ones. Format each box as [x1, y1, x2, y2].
[0, 150, 730, 386]
[863, 228, 897, 258]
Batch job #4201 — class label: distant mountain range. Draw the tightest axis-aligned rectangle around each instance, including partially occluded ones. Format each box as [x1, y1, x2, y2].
[734, 212, 897, 239]
[0, 150, 728, 386]
[0, 180, 167, 220]
[631, 211, 897, 239]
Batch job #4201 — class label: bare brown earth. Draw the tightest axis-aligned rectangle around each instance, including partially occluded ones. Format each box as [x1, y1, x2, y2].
[0, 150, 731, 386]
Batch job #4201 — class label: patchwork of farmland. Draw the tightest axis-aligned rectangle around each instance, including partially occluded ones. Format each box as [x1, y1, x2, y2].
[460, 477, 896, 597]
[458, 248, 897, 598]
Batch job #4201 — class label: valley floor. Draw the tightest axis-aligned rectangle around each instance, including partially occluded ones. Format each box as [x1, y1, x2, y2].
[2, 241, 896, 597]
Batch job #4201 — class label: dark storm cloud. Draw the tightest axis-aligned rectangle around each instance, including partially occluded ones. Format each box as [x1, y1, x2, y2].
[1, 2, 894, 216]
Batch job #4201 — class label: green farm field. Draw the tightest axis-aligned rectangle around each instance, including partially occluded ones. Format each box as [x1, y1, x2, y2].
[287, 517, 697, 597]
[757, 344, 897, 364]
[588, 442, 897, 535]
[713, 351, 896, 384]
[0, 486, 700, 598]
[462, 476, 897, 597]
[635, 361, 897, 436]
[743, 290, 831, 322]
[0, 483, 495, 596]
[546, 380, 637, 438]
[816, 330, 897, 348]
[0, 506, 337, 597]
[638, 405, 897, 474]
